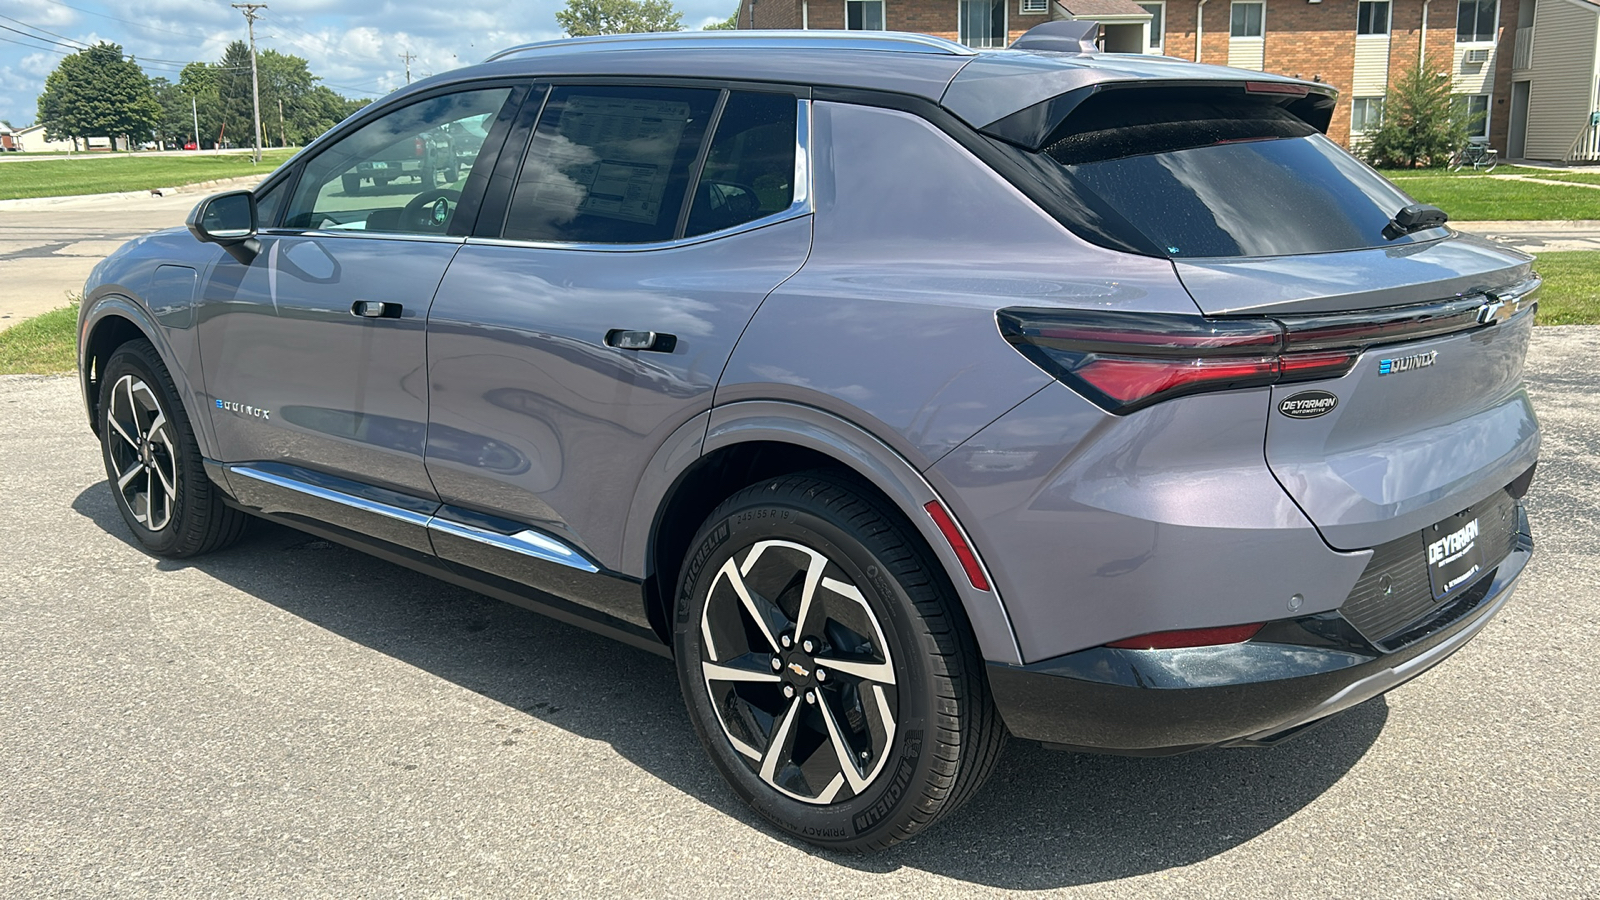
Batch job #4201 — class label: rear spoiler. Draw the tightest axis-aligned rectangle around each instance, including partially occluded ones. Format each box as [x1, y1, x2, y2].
[978, 80, 1339, 151]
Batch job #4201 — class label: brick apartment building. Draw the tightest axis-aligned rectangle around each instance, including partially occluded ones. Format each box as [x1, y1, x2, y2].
[743, 0, 1600, 161]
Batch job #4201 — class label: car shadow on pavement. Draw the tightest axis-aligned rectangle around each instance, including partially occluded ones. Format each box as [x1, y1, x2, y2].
[74, 485, 1386, 890]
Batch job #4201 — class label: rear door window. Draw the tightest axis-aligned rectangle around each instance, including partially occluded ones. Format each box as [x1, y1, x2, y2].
[1022, 90, 1429, 259]
[684, 91, 799, 238]
[503, 85, 718, 244]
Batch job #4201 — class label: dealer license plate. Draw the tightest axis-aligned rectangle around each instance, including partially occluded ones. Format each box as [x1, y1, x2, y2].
[1426, 508, 1489, 600]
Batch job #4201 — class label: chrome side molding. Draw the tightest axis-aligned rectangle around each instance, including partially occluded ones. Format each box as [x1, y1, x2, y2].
[225, 463, 599, 573]
[426, 517, 600, 573]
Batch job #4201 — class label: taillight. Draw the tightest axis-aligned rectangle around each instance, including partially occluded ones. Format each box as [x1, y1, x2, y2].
[414, 137, 425, 157]
[997, 308, 1354, 414]
[1105, 623, 1264, 650]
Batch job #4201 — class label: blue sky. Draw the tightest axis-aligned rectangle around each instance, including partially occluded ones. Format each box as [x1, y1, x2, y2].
[0, 0, 740, 127]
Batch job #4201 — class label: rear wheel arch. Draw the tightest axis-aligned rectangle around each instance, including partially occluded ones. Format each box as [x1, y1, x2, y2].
[641, 402, 1023, 667]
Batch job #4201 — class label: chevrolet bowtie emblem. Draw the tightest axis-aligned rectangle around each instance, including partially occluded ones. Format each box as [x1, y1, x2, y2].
[787, 662, 810, 678]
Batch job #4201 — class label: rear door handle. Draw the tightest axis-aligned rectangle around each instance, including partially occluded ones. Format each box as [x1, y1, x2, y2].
[351, 300, 402, 319]
[604, 329, 677, 353]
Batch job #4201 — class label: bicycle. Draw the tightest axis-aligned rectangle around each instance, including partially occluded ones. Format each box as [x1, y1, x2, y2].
[1447, 143, 1499, 173]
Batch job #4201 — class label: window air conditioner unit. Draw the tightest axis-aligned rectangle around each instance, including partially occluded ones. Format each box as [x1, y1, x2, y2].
[1464, 48, 1491, 64]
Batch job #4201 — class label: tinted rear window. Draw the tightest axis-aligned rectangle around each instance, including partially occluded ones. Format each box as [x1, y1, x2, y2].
[1029, 94, 1432, 259]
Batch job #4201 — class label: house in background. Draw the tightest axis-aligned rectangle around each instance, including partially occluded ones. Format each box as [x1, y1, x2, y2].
[10, 124, 123, 152]
[743, 0, 1600, 161]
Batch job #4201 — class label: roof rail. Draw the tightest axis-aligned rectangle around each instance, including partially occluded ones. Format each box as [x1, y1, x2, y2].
[484, 30, 978, 63]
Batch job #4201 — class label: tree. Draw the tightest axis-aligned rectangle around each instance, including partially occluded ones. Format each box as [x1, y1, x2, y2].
[36, 43, 160, 149]
[556, 0, 683, 36]
[703, 10, 738, 29]
[213, 40, 257, 149]
[150, 78, 194, 147]
[1362, 58, 1472, 169]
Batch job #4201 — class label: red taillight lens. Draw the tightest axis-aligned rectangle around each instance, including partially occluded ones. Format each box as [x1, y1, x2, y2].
[1074, 355, 1280, 403]
[414, 136, 425, 157]
[998, 308, 1368, 414]
[1105, 623, 1264, 650]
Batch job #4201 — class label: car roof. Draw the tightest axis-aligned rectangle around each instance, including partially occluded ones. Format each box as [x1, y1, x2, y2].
[398, 30, 1321, 130]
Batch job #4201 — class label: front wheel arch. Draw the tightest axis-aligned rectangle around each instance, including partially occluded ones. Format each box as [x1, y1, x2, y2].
[81, 309, 150, 433]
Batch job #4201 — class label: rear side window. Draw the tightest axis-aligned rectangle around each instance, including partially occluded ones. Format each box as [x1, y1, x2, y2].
[504, 85, 717, 243]
[684, 92, 798, 238]
[1022, 89, 1427, 259]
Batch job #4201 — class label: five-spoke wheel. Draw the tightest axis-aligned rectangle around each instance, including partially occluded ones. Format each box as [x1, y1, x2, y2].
[97, 339, 247, 557]
[675, 472, 1006, 851]
[103, 374, 179, 531]
[699, 539, 899, 804]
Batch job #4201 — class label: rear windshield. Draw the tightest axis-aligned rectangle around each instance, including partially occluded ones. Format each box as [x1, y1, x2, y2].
[1023, 93, 1433, 259]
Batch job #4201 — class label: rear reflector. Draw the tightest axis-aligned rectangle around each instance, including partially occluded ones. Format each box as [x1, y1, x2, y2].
[1105, 623, 1264, 650]
[924, 500, 990, 592]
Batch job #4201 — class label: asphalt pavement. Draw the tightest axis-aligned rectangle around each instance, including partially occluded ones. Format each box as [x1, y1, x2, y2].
[1, 327, 1597, 898]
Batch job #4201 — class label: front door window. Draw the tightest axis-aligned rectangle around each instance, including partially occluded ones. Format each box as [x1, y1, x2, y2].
[283, 88, 512, 235]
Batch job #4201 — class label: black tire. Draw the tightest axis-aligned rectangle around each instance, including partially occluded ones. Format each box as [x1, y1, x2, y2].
[1447, 152, 1466, 172]
[674, 471, 1006, 851]
[342, 173, 361, 195]
[97, 339, 248, 558]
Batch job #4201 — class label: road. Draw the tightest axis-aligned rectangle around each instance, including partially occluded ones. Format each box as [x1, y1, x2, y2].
[1, 328, 1596, 898]
[0, 177, 262, 329]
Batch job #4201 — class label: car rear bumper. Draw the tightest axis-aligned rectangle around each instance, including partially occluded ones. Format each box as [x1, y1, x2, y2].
[986, 505, 1532, 755]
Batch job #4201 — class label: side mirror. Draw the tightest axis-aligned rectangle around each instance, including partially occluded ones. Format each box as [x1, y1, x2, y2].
[187, 190, 260, 262]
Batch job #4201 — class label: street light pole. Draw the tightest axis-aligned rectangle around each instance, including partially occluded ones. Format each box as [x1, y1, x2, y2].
[232, 3, 268, 164]
[191, 94, 200, 150]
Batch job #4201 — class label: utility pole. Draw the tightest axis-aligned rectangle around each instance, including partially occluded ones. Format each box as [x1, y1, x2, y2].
[399, 50, 416, 84]
[232, 3, 267, 164]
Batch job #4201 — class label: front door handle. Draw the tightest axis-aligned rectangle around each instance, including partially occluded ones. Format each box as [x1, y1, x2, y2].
[351, 300, 402, 319]
[604, 329, 677, 353]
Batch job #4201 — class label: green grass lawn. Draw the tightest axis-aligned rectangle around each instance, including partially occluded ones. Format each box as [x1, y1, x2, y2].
[0, 303, 78, 375]
[1381, 173, 1600, 220]
[0, 150, 295, 201]
[1534, 251, 1600, 325]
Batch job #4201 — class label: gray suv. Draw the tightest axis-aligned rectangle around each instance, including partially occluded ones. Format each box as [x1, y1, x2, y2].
[78, 28, 1540, 851]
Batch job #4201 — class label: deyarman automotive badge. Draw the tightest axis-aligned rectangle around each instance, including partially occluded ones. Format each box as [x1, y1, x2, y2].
[1279, 390, 1339, 419]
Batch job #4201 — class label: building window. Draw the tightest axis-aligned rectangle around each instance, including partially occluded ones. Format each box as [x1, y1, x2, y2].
[960, 0, 1008, 47]
[1021, 0, 1049, 14]
[1357, 1, 1390, 35]
[846, 0, 886, 28]
[1456, 0, 1497, 43]
[1230, 1, 1264, 38]
[1351, 97, 1385, 133]
[1140, 2, 1165, 48]
[1454, 93, 1491, 138]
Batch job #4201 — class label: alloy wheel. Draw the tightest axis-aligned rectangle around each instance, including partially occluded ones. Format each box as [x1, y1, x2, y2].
[698, 539, 899, 805]
[104, 374, 178, 531]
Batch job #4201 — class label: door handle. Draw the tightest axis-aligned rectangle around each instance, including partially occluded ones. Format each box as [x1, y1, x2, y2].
[604, 329, 677, 353]
[351, 300, 402, 319]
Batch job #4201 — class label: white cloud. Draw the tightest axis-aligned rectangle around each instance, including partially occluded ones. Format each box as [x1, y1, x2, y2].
[0, 0, 742, 126]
